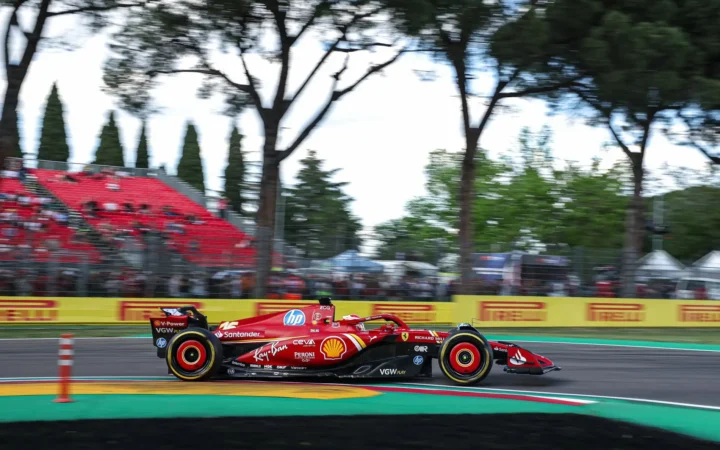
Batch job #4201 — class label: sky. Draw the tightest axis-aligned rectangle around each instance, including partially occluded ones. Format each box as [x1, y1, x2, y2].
[1, 8, 713, 235]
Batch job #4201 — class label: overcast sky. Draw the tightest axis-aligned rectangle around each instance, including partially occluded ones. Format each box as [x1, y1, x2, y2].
[1, 9, 711, 233]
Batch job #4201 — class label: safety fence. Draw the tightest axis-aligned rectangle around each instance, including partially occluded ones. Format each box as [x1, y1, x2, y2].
[1, 296, 719, 327]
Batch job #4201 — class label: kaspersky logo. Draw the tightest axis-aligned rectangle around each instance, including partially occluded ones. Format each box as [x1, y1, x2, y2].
[118, 301, 203, 321]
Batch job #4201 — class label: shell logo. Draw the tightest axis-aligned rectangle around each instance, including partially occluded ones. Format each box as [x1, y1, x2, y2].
[320, 336, 347, 360]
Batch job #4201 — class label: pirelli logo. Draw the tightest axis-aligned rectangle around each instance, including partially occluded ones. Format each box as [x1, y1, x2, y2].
[118, 301, 203, 322]
[678, 305, 720, 323]
[587, 303, 645, 322]
[478, 302, 547, 322]
[371, 303, 436, 323]
[0, 300, 58, 322]
[255, 302, 313, 316]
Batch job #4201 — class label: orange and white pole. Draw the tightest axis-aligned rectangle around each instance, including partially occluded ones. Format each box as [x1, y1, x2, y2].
[54, 333, 74, 403]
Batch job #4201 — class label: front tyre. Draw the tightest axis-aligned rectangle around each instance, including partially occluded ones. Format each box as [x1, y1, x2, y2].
[166, 328, 223, 381]
[438, 331, 493, 385]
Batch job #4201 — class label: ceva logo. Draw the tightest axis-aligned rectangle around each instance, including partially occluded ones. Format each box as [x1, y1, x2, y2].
[283, 309, 306, 326]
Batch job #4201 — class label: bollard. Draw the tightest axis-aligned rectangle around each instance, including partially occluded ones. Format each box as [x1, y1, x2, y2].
[54, 333, 74, 403]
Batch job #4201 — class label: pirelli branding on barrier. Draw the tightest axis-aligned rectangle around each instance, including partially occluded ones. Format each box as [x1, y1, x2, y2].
[0, 299, 59, 322]
[677, 304, 720, 323]
[454, 296, 720, 327]
[1, 296, 720, 326]
[371, 303, 437, 323]
[478, 301, 547, 323]
[586, 302, 645, 323]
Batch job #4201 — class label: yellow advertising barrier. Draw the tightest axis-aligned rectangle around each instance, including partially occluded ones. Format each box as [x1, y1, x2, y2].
[1, 296, 719, 327]
[0, 297, 455, 325]
[454, 296, 720, 327]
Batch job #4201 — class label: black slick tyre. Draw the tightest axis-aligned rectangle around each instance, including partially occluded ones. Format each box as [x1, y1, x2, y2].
[438, 331, 493, 385]
[166, 328, 223, 381]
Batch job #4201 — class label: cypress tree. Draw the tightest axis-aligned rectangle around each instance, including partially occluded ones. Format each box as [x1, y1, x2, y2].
[177, 122, 205, 193]
[223, 126, 246, 213]
[135, 121, 149, 168]
[37, 83, 70, 162]
[93, 111, 125, 167]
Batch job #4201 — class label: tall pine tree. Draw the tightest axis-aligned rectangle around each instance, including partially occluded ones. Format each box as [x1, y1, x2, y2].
[37, 83, 70, 162]
[135, 121, 149, 168]
[177, 122, 205, 193]
[223, 126, 245, 214]
[94, 111, 125, 167]
[284, 150, 362, 259]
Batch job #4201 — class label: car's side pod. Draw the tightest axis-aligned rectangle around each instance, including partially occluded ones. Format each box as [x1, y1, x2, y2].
[437, 324, 494, 386]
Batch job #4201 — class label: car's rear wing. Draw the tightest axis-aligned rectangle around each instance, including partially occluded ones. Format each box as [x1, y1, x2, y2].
[149, 306, 209, 358]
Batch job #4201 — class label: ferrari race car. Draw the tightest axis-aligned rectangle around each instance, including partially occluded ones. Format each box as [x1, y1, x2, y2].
[149, 297, 560, 385]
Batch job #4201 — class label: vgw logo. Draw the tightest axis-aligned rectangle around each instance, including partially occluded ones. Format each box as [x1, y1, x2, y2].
[283, 309, 306, 326]
[379, 368, 407, 376]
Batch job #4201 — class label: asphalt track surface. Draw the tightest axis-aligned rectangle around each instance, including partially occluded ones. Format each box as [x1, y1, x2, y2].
[1, 338, 718, 406]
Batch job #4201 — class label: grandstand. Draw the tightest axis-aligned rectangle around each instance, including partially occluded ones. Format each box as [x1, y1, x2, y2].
[1, 158, 257, 272]
[33, 168, 255, 268]
[0, 173, 102, 264]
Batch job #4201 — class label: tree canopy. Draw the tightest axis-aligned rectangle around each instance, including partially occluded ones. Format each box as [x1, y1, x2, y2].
[37, 83, 71, 163]
[177, 122, 205, 193]
[0, 0, 150, 166]
[135, 122, 150, 169]
[102, 0, 409, 296]
[93, 111, 125, 167]
[283, 150, 362, 259]
[374, 127, 630, 262]
[223, 126, 247, 214]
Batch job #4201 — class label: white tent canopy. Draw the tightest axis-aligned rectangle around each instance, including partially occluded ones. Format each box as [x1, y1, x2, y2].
[635, 250, 686, 280]
[376, 260, 438, 280]
[690, 251, 720, 278]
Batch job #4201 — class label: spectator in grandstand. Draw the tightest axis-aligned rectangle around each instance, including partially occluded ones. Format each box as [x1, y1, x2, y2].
[217, 197, 228, 219]
[162, 205, 180, 217]
[103, 201, 118, 212]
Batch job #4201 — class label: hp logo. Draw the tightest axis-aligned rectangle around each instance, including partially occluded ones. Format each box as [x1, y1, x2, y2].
[156, 337, 167, 348]
[413, 355, 424, 366]
[283, 309, 306, 326]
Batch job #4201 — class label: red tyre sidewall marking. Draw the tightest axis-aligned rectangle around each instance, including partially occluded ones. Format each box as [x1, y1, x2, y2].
[176, 340, 207, 371]
[449, 342, 481, 374]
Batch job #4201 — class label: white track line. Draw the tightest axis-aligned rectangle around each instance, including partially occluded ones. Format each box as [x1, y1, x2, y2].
[507, 339, 720, 353]
[3, 376, 715, 410]
[2, 335, 720, 353]
[397, 382, 720, 411]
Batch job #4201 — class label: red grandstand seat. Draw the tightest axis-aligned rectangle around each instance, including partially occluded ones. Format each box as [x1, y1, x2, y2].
[0, 176, 103, 263]
[33, 169, 256, 267]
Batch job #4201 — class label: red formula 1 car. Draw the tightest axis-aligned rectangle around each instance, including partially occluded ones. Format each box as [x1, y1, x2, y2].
[149, 298, 560, 385]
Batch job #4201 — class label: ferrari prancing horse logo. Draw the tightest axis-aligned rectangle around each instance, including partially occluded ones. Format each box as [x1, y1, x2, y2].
[401, 332, 409, 342]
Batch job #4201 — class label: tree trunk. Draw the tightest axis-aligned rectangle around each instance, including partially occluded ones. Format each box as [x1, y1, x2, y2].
[254, 129, 280, 299]
[0, 68, 23, 169]
[458, 149, 477, 295]
[621, 160, 645, 298]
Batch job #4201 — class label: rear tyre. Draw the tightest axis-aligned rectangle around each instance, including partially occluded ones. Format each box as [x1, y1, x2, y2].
[166, 328, 223, 381]
[438, 331, 493, 385]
